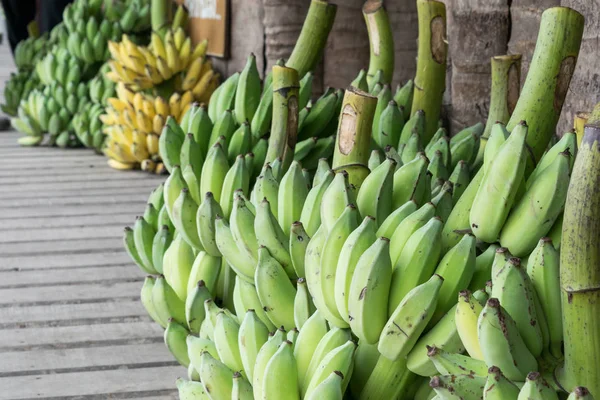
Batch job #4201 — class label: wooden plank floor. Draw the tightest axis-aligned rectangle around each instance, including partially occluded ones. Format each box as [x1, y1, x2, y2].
[0, 41, 181, 399]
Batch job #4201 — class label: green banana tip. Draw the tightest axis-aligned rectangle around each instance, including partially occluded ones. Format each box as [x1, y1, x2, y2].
[526, 371, 542, 381]
[426, 345, 439, 356]
[540, 237, 553, 245]
[486, 297, 501, 308]
[197, 280, 206, 288]
[575, 387, 591, 396]
[297, 277, 306, 284]
[333, 370, 344, 379]
[429, 375, 443, 389]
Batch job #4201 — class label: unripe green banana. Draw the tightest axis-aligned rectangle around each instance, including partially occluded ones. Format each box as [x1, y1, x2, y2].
[255, 246, 296, 330]
[478, 298, 538, 381]
[172, 189, 202, 250]
[180, 133, 205, 180]
[526, 130, 577, 189]
[379, 274, 443, 360]
[469, 243, 499, 291]
[232, 276, 276, 331]
[304, 341, 356, 399]
[450, 132, 479, 170]
[567, 387, 595, 400]
[384, 145, 403, 170]
[176, 378, 209, 399]
[527, 237, 562, 358]
[427, 346, 488, 377]
[220, 154, 250, 219]
[238, 309, 269, 382]
[140, 276, 164, 327]
[406, 304, 464, 377]
[348, 341, 379, 397]
[369, 69, 384, 94]
[215, 217, 255, 281]
[402, 132, 425, 165]
[376, 200, 418, 239]
[374, 100, 404, 150]
[429, 374, 486, 399]
[213, 72, 240, 122]
[358, 353, 408, 400]
[294, 137, 318, 161]
[483, 123, 509, 174]
[389, 217, 443, 312]
[427, 150, 449, 187]
[371, 85, 392, 144]
[253, 327, 286, 399]
[368, 150, 384, 171]
[157, 203, 173, 234]
[262, 341, 300, 400]
[164, 166, 187, 222]
[159, 118, 185, 173]
[306, 370, 344, 400]
[196, 192, 223, 257]
[491, 257, 544, 357]
[289, 222, 310, 278]
[232, 371, 254, 400]
[185, 280, 212, 333]
[389, 202, 436, 265]
[471, 121, 528, 243]
[124, 226, 153, 274]
[188, 105, 213, 157]
[483, 366, 521, 400]
[300, 169, 335, 237]
[209, 109, 237, 150]
[394, 80, 414, 120]
[228, 123, 252, 163]
[152, 275, 186, 325]
[250, 83, 273, 142]
[356, 158, 395, 225]
[334, 216, 377, 323]
[229, 195, 259, 267]
[319, 170, 352, 232]
[294, 278, 314, 329]
[198, 351, 235, 399]
[130, 216, 158, 275]
[214, 311, 244, 375]
[234, 54, 261, 125]
[254, 199, 295, 278]
[442, 168, 484, 251]
[518, 372, 559, 400]
[399, 109, 425, 147]
[251, 163, 279, 217]
[432, 233, 477, 324]
[278, 161, 310, 236]
[293, 310, 329, 389]
[298, 91, 339, 140]
[143, 204, 159, 230]
[425, 127, 448, 152]
[165, 319, 190, 367]
[431, 181, 454, 222]
[348, 237, 393, 344]
[299, 71, 314, 110]
[455, 290, 484, 360]
[392, 153, 429, 209]
[162, 234, 195, 302]
[313, 158, 331, 186]
[500, 150, 570, 257]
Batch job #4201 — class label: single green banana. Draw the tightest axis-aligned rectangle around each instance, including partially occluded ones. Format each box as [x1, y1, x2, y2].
[351, 69, 369, 92]
[348, 238, 393, 344]
[230, 194, 259, 266]
[198, 351, 235, 399]
[392, 153, 429, 209]
[358, 353, 408, 400]
[152, 275, 186, 325]
[172, 188, 203, 250]
[427, 150, 449, 187]
[234, 53, 261, 125]
[469, 243, 499, 291]
[159, 117, 185, 173]
[293, 310, 329, 389]
[517, 372, 559, 400]
[188, 105, 213, 157]
[140, 276, 164, 327]
[238, 309, 269, 382]
[388, 216, 443, 312]
[214, 73, 240, 121]
[470, 121, 528, 243]
[304, 341, 356, 399]
[150, 226, 172, 275]
[215, 216, 255, 281]
[299, 71, 314, 110]
[450, 132, 479, 170]
[124, 226, 153, 274]
[483, 123, 509, 174]
[253, 327, 286, 399]
[357, 158, 395, 225]
[278, 160, 310, 236]
[374, 100, 404, 150]
[379, 274, 443, 360]
[402, 131, 424, 165]
[228, 122, 252, 163]
[214, 311, 244, 374]
[220, 154, 250, 219]
[300, 169, 335, 237]
[368, 149, 384, 171]
[262, 341, 300, 400]
[499, 150, 570, 257]
[255, 246, 296, 330]
[254, 198, 295, 278]
[185, 280, 212, 333]
[526, 130, 577, 189]
[394, 80, 414, 120]
[232, 371, 254, 400]
[289, 222, 310, 278]
[372, 85, 393, 145]
[385, 145, 403, 170]
[165, 319, 190, 367]
[164, 166, 187, 223]
[427, 346, 488, 377]
[251, 163, 280, 218]
[477, 298, 538, 381]
[483, 366, 521, 400]
[399, 109, 425, 147]
[431, 181, 454, 223]
[455, 290, 484, 360]
[298, 91, 339, 140]
[429, 374, 486, 400]
[162, 234, 195, 302]
[294, 278, 314, 329]
[306, 370, 344, 400]
[406, 305, 464, 377]
[196, 192, 224, 257]
[176, 378, 209, 400]
[294, 137, 318, 161]
[232, 276, 276, 331]
[209, 110, 237, 150]
[567, 387, 595, 400]
[388, 202, 436, 265]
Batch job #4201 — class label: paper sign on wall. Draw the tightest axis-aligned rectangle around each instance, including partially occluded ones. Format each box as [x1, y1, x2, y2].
[184, 0, 228, 58]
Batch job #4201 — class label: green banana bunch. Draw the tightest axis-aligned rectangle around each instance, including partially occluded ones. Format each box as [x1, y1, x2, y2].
[2, 70, 42, 116]
[14, 33, 51, 70]
[73, 102, 106, 151]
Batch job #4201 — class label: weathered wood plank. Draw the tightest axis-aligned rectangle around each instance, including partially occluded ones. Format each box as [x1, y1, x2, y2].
[0, 265, 139, 288]
[0, 367, 183, 400]
[0, 343, 176, 375]
[0, 237, 123, 257]
[0, 225, 127, 243]
[0, 203, 143, 219]
[1, 252, 130, 271]
[0, 280, 142, 306]
[0, 193, 151, 208]
[0, 297, 147, 326]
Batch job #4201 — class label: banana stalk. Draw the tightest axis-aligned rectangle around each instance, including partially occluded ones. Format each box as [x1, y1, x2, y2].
[574, 111, 589, 148]
[286, 0, 337, 78]
[506, 7, 583, 172]
[411, 0, 447, 144]
[558, 112, 600, 398]
[363, 0, 394, 86]
[332, 87, 378, 188]
[265, 66, 300, 175]
[152, 0, 172, 38]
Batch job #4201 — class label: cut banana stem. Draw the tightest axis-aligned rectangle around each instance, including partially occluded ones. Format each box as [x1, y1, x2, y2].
[363, 0, 394, 86]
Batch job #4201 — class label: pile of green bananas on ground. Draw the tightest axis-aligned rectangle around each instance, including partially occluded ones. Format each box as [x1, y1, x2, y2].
[73, 64, 116, 151]
[1, 71, 41, 116]
[63, 0, 151, 64]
